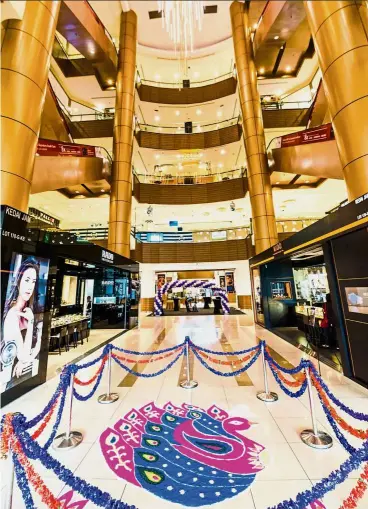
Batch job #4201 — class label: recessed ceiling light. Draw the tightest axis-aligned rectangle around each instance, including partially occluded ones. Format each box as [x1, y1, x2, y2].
[154, 115, 160, 122]
[107, 79, 113, 85]
[217, 110, 223, 117]
[276, 181, 280, 184]
[306, 180, 310, 183]
[75, 191, 79, 193]
[220, 149, 226, 155]
[100, 189, 105, 192]
[194, 71, 200, 78]
[259, 67, 265, 74]
[175, 110, 180, 116]
[286, 65, 292, 72]
[174, 73, 180, 80]
[274, 35, 279, 40]
[196, 109, 202, 115]
[154, 74, 161, 81]
[155, 154, 160, 160]
[217, 163, 223, 168]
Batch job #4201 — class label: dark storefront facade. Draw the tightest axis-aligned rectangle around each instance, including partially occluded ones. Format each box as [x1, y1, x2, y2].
[249, 194, 368, 387]
[1, 206, 139, 405]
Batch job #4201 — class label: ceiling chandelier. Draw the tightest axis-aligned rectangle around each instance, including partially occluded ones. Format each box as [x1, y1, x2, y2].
[157, 0, 204, 77]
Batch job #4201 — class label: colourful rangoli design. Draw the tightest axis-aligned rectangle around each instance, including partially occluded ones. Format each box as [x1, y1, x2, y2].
[99, 402, 266, 506]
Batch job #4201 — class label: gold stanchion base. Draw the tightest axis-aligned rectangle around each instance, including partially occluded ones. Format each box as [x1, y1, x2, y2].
[300, 429, 333, 449]
[98, 393, 119, 404]
[256, 391, 278, 402]
[180, 380, 198, 389]
[52, 431, 83, 450]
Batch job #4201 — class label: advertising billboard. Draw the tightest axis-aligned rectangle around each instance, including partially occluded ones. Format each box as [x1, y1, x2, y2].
[1, 253, 50, 394]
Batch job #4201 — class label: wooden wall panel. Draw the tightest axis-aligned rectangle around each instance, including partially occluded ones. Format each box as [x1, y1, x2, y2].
[135, 124, 242, 150]
[132, 238, 255, 264]
[137, 78, 237, 105]
[237, 295, 252, 309]
[133, 177, 248, 205]
[140, 298, 154, 312]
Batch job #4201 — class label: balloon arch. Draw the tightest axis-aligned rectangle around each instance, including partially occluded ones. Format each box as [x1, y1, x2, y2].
[154, 279, 230, 316]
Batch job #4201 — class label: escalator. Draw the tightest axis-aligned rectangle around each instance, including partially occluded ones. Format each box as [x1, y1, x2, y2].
[32, 138, 111, 197]
[40, 82, 71, 143]
[270, 123, 343, 182]
[56, 1, 117, 90]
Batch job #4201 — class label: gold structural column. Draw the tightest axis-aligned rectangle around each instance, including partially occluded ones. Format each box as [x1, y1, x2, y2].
[108, 10, 137, 258]
[230, 2, 278, 254]
[1, 1, 60, 212]
[304, 1, 368, 200]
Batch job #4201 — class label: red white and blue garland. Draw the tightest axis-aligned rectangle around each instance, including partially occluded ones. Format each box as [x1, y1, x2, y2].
[1, 335, 368, 509]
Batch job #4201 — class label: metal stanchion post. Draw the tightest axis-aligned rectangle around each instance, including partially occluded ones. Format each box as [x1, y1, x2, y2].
[4, 452, 15, 509]
[180, 338, 198, 389]
[98, 349, 119, 404]
[300, 364, 333, 449]
[256, 342, 278, 402]
[53, 373, 83, 450]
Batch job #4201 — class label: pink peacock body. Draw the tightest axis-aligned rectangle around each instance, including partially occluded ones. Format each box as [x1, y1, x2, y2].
[100, 402, 266, 506]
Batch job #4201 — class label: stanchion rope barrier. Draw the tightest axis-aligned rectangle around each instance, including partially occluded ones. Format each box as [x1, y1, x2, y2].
[1, 337, 368, 509]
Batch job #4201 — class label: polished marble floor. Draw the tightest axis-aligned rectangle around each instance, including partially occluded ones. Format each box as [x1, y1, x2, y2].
[2, 315, 368, 509]
[46, 329, 126, 380]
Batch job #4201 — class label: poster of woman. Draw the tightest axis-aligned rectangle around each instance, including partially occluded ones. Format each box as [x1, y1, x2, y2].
[1, 253, 50, 393]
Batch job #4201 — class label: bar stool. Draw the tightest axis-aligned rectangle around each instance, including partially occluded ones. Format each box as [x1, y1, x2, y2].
[49, 329, 62, 355]
[74, 322, 84, 346]
[81, 321, 90, 342]
[68, 324, 77, 348]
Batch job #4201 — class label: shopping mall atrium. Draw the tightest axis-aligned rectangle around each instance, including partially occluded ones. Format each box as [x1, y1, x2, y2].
[1, 0, 368, 508]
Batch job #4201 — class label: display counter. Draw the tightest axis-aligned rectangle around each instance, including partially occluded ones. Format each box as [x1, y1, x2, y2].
[295, 305, 324, 320]
[51, 313, 89, 330]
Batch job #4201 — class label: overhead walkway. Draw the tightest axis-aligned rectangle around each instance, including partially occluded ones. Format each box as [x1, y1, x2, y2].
[31, 138, 111, 197]
[270, 123, 343, 182]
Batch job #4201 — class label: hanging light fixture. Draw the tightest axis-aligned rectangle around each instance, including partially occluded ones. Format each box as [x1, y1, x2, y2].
[157, 0, 204, 77]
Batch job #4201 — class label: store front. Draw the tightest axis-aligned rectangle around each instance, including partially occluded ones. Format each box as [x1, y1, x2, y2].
[250, 195, 368, 387]
[0, 206, 139, 405]
[154, 269, 239, 315]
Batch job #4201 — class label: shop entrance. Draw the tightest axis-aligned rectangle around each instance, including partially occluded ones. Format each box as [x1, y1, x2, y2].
[252, 246, 342, 372]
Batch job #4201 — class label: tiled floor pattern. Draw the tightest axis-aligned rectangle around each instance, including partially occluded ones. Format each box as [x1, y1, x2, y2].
[1, 314, 368, 509]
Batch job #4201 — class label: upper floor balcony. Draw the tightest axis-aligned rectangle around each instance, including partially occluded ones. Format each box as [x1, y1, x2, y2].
[136, 71, 237, 105]
[135, 117, 242, 150]
[133, 168, 247, 204]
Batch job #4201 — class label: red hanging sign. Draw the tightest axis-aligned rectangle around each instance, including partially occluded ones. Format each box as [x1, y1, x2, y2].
[37, 139, 97, 157]
[280, 124, 333, 148]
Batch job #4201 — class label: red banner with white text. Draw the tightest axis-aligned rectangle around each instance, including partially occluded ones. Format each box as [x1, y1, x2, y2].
[280, 124, 333, 148]
[37, 139, 98, 157]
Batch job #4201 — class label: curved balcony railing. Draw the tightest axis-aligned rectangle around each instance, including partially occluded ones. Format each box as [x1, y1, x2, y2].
[136, 116, 240, 134]
[133, 168, 246, 185]
[136, 70, 235, 89]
